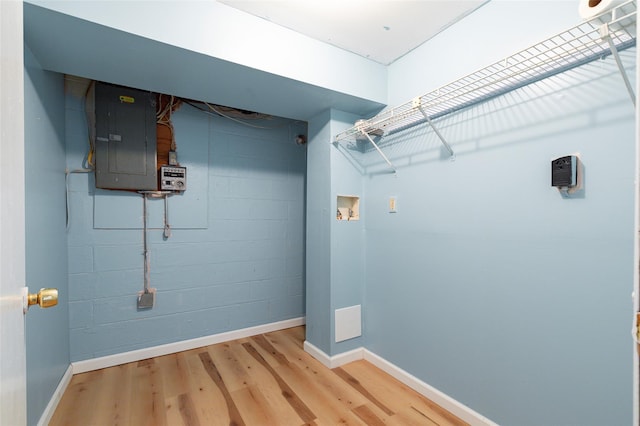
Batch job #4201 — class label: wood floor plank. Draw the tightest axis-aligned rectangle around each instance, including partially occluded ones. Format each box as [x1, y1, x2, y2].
[410, 398, 467, 426]
[253, 331, 374, 425]
[206, 342, 254, 392]
[164, 394, 184, 426]
[230, 385, 281, 425]
[351, 404, 387, 426]
[262, 328, 306, 360]
[96, 363, 134, 425]
[334, 366, 395, 416]
[262, 329, 367, 403]
[178, 392, 201, 426]
[129, 358, 167, 426]
[156, 351, 190, 399]
[241, 341, 317, 423]
[184, 350, 230, 425]
[165, 391, 203, 426]
[49, 369, 105, 426]
[273, 328, 465, 426]
[51, 326, 467, 426]
[198, 351, 246, 426]
[341, 360, 468, 426]
[386, 405, 440, 426]
[273, 354, 365, 425]
[165, 393, 201, 426]
[226, 339, 308, 425]
[261, 330, 373, 416]
[251, 333, 290, 365]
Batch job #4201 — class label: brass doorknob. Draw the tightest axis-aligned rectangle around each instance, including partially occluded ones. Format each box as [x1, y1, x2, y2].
[27, 288, 58, 309]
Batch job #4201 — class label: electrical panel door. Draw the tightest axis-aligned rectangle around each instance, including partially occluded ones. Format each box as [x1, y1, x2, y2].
[95, 83, 157, 190]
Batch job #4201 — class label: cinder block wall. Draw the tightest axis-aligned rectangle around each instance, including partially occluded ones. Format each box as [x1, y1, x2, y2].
[65, 82, 307, 362]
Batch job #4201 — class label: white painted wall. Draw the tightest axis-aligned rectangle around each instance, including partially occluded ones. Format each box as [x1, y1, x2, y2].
[26, 0, 387, 106]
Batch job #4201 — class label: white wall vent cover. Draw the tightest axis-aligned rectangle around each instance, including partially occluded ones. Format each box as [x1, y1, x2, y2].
[335, 305, 362, 343]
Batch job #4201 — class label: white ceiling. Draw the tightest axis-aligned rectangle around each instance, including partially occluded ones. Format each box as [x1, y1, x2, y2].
[218, 0, 488, 65]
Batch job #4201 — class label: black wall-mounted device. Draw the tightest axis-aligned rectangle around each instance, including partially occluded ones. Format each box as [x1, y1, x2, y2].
[551, 155, 578, 188]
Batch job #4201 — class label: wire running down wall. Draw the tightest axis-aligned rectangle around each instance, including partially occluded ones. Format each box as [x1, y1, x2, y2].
[333, 0, 637, 172]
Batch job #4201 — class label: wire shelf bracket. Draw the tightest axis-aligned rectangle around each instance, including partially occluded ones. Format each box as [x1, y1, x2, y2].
[333, 0, 637, 172]
[416, 100, 455, 160]
[600, 23, 636, 106]
[359, 129, 397, 173]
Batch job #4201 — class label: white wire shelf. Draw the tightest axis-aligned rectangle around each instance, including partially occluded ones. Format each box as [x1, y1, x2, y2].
[334, 1, 637, 167]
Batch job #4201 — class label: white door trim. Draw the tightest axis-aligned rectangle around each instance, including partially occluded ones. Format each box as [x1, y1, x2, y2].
[634, 24, 640, 426]
[0, 1, 27, 425]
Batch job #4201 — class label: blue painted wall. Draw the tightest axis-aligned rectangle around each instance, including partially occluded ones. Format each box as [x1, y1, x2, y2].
[24, 47, 70, 425]
[66, 81, 307, 361]
[23, 1, 386, 122]
[306, 110, 333, 353]
[362, 3, 636, 425]
[20, 1, 638, 424]
[25, 0, 387, 107]
[329, 110, 366, 355]
[306, 109, 366, 355]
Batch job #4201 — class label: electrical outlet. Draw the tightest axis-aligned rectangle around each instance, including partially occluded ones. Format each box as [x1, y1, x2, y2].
[389, 196, 397, 213]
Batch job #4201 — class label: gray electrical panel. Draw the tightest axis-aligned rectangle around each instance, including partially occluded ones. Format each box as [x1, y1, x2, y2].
[95, 82, 157, 190]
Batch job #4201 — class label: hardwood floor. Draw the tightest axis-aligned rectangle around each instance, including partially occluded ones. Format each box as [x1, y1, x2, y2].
[50, 326, 467, 425]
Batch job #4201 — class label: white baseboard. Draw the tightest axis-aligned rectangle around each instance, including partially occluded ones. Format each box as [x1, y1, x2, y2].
[37, 364, 73, 426]
[303, 340, 363, 369]
[73, 317, 305, 374]
[363, 350, 497, 426]
[302, 342, 495, 426]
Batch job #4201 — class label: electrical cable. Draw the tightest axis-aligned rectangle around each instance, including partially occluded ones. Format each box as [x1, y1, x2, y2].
[204, 102, 275, 129]
[65, 168, 93, 231]
[157, 94, 181, 152]
[67, 78, 96, 231]
[182, 100, 305, 132]
[65, 79, 95, 231]
[630, 289, 640, 345]
[163, 194, 171, 239]
[142, 193, 150, 295]
[84, 80, 96, 169]
[182, 100, 276, 130]
[65, 170, 71, 231]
